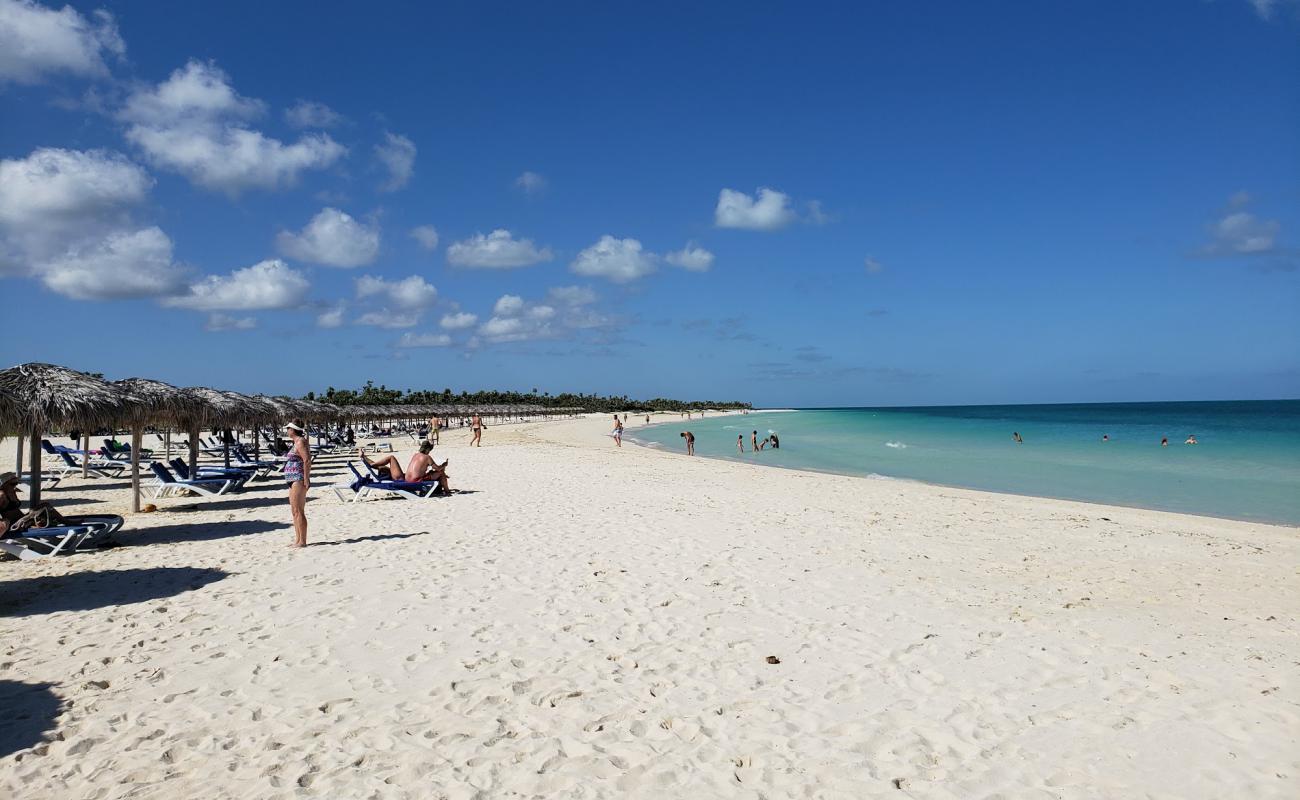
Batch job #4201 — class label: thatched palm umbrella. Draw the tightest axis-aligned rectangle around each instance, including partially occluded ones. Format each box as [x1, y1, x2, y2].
[115, 378, 205, 512]
[0, 363, 131, 506]
[178, 387, 244, 474]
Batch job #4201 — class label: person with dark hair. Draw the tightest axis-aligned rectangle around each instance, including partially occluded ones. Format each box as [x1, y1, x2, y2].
[680, 431, 695, 456]
[470, 414, 485, 447]
[283, 421, 311, 548]
[751, 430, 760, 451]
[737, 434, 744, 453]
[360, 442, 450, 492]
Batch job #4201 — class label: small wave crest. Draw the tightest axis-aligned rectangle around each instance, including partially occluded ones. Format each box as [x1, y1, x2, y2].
[885, 441, 907, 449]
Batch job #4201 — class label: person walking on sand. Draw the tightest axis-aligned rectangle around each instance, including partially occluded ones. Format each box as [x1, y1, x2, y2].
[469, 414, 484, 447]
[428, 415, 440, 446]
[612, 415, 623, 447]
[681, 431, 695, 455]
[283, 420, 311, 548]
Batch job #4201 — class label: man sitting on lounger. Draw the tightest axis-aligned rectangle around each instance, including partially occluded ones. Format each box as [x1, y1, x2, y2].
[358, 443, 450, 493]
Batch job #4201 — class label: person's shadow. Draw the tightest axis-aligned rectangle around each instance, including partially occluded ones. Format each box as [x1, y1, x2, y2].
[0, 680, 61, 758]
[0, 566, 229, 618]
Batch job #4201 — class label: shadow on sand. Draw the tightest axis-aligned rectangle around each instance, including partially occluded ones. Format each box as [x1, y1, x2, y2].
[311, 531, 432, 547]
[125, 519, 283, 546]
[0, 566, 229, 618]
[0, 680, 62, 758]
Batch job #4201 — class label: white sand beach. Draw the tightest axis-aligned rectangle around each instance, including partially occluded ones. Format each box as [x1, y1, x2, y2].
[1, 414, 1297, 799]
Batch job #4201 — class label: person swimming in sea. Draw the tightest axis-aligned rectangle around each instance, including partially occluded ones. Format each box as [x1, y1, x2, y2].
[1102, 434, 1109, 442]
[1013, 432, 1024, 444]
[1185, 434, 1198, 445]
[1161, 437, 1169, 447]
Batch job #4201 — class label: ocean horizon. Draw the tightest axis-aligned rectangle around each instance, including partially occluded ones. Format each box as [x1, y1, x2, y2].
[631, 399, 1300, 526]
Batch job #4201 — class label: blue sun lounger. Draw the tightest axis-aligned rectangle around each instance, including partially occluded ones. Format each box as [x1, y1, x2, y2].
[148, 463, 236, 499]
[0, 514, 123, 560]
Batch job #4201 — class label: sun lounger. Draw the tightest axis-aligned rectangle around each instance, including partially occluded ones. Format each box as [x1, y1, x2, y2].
[56, 451, 127, 479]
[148, 463, 236, 498]
[168, 458, 252, 488]
[0, 515, 122, 560]
[101, 439, 153, 461]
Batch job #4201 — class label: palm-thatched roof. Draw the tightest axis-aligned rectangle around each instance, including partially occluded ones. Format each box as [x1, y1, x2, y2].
[114, 377, 207, 429]
[0, 362, 132, 436]
[179, 386, 246, 429]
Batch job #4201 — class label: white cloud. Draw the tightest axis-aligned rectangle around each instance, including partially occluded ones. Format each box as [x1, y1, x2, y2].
[665, 242, 714, 272]
[570, 235, 657, 283]
[1246, 0, 1297, 20]
[0, 147, 192, 298]
[355, 310, 418, 329]
[528, 304, 556, 320]
[276, 207, 379, 268]
[0, 0, 124, 84]
[547, 285, 596, 306]
[284, 99, 343, 128]
[375, 131, 416, 192]
[515, 170, 546, 193]
[1200, 194, 1284, 258]
[205, 313, 256, 331]
[397, 332, 452, 348]
[166, 258, 309, 311]
[715, 187, 798, 230]
[864, 256, 885, 274]
[440, 311, 477, 330]
[121, 60, 345, 193]
[355, 274, 437, 309]
[40, 226, 190, 300]
[446, 229, 553, 269]
[410, 224, 439, 251]
[316, 303, 346, 328]
[493, 294, 525, 315]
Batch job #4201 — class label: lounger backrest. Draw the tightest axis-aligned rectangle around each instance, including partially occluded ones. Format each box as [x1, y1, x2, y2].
[347, 461, 366, 482]
[150, 462, 176, 483]
[169, 459, 190, 479]
[59, 451, 78, 467]
[42, 439, 61, 454]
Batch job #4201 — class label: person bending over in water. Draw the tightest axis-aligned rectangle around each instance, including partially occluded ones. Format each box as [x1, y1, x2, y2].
[680, 431, 694, 455]
[769, 432, 780, 449]
[359, 442, 450, 492]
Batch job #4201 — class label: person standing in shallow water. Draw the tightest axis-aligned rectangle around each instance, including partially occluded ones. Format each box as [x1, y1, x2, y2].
[737, 434, 744, 453]
[680, 431, 694, 455]
[283, 420, 311, 548]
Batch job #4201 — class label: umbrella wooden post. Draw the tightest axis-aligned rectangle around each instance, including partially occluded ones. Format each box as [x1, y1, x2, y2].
[81, 433, 90, 478]
[130, 426, 142, 513]
[14, 437, 22, 477]
[165, 429, 171, 456]
[223, 429, 231, 469]
[188, 425, 199, 474]
[28, 431, 41, 507]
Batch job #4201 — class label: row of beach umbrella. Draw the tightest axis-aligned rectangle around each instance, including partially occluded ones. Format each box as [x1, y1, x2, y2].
[0, 362, 583, 511]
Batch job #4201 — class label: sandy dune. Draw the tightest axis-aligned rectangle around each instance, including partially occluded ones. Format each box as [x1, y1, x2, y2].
[1, 415, 1297, 798]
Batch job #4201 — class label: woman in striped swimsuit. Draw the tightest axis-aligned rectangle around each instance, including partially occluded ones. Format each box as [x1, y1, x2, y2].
[283, 420, 311, 547]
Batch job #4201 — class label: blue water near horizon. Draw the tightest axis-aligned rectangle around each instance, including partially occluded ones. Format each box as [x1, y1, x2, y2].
[629, 400, 1300, 526]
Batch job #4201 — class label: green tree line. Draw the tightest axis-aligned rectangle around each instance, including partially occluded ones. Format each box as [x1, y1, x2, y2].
[304, 381, 750, 413]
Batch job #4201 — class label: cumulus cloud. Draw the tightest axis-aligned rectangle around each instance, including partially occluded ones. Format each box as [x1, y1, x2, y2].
[166, 258, 309, 311]
[1200, 194, 1285, 259]
[440, 311, 477, 330]
[570, 235, 657, 283]
[446, 229, 553, 269]
[276, 207, 379, 268]
[1247, 0, 1299, 20]
[494, 294, 525, 315]
[284, 99, 343, 128]
[397, 332, 452, 348]
[547, 285, 596, 306]
[40, 225, 190, 300]
[515, 170, 546, 194]
[665, 242, 714, 272]
[375, 131, 416, 192]
[715, 187, 798, 230]
[316, 303, 346, 328]
[120, 60, 345, 193]
[0, 0, 124, 84]
[864, 256, 885, 274]
[355, 274, 437, 309]
[205, 313, 256, 331]
[410, 224, 439, 251]
[0, 147, 192, 299]
[355, 310, 418, 329]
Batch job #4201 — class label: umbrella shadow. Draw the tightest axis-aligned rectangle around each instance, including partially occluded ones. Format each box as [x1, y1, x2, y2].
[0, 566, 229, 618]
[152, 494, 301, 513]
[0, 680, 62, 758]
[126, 519, 283, 546]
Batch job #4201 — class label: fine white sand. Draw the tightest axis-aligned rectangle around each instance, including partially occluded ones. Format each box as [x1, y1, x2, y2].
[1, 415, 1297, 799]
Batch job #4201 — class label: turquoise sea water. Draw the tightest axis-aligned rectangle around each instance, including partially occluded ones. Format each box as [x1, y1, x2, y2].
[630, 401, 1300, 525]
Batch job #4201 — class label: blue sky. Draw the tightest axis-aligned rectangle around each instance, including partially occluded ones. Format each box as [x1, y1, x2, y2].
[1, 0, 1297, 407]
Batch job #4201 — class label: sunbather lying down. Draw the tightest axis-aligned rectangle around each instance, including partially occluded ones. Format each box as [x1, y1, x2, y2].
[359, 443, 450, 493]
